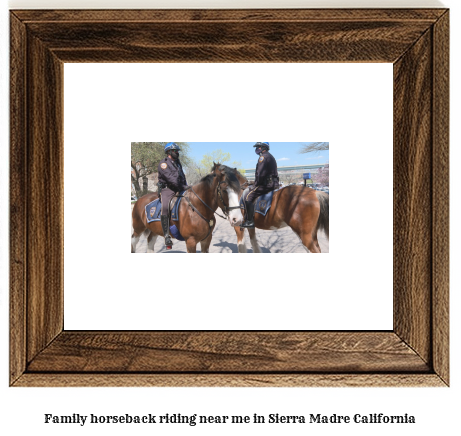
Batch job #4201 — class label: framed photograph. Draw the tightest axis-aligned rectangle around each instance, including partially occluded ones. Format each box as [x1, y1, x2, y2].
[128, 141, 331, 254]
[10, 9, 449, 387]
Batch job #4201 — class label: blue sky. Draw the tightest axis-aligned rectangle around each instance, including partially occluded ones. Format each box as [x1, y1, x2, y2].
[187, 142, 329, 170]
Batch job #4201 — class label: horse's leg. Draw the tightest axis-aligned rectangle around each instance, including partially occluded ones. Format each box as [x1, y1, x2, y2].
[200, 233, 213, 253]
[286, 192, 323, 253]
[146, 231, 158, 253]
[299, 232, 321, 253]
[186, 237, 197, 253]
[248, 228, 262, 253]
[131, 232, 141, 253]
[132, 201, 147, 253]
[312, 233, 321, 253]
[131, 216, 144, 253]
[234, 227, 247, 253]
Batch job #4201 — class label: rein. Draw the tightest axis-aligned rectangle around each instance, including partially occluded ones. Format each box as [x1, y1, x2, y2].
[177, 176, 241, 242]
[181, 183, 228, 243]
[181, 190, 214, 243]
[187, 181, 238, 221]
[186, 187, 217, 224]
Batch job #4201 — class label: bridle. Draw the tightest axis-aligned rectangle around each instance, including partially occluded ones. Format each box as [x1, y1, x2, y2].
[178, 174, 241, 242]
[217, 181, 241, 218]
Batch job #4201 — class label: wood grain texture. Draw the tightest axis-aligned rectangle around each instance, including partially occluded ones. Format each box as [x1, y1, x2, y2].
[393, 29, 433, 363]
[9, 13, 28, 385]
[9, 9, 449, 387]
[13, 374, 446, 388]
[27, 332, 429, 373]
[12, 9, 447, 23]
[26, 34, 64, 362]
[432, 11, 449, 385]
[26, 20, 433, 63]
[14, 10, 447, 64]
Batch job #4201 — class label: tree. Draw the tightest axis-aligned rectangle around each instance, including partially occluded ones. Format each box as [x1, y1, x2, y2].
[312, 164, 329, 186]
[195, 149, 241, 178]
[182, 159, 203, 185]
[299, 142, 329, 154]
[131, 142, 191, 197]
[281, 172, 297, 185]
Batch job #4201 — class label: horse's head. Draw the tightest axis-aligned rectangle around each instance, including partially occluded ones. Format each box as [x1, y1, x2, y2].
[230, 167, 250, 200]
[212, 162, 244, 227]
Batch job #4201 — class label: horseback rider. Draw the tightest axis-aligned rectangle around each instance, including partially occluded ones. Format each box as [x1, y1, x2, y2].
[241, 142, 279, 228]
[157, 142, 190, 249]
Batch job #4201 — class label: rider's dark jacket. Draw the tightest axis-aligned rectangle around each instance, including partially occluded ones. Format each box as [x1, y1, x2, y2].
[245, 150, 279, 203]
[254, 150, 279, 190]
[158, 156, 188, 192]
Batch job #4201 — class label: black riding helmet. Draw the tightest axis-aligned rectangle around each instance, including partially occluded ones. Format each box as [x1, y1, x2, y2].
[253, 142, 270, 151]
[164, 142, 181, 153]
[165, 142, 181, 160]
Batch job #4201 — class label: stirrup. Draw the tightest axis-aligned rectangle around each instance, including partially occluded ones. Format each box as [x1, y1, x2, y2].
[164, 235, 173, 250]
[240, 220, 255, 229]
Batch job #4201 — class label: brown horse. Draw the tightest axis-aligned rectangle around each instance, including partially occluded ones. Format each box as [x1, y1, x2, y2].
[131, 163, 243, 253]
[232, 170, 329, 253]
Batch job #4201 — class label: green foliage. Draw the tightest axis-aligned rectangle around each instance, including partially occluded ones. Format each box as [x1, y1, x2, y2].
[231, 161, 243, 172]
[195, 149, 242, 177]
[131, 142, 191, 196]
[131, 142, 191, 173]
[131, 142, 164, 176]
[199, 149, 230, 174]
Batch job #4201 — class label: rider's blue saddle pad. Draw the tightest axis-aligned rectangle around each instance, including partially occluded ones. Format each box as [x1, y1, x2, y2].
[239, 189, 275, 216]
[145, 198, 161, 223]
[145, 192, 185, 224]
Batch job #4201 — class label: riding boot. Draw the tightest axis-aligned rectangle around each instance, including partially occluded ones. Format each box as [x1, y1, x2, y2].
[160, 215, 173, 249]
[241, 201, 256, 228]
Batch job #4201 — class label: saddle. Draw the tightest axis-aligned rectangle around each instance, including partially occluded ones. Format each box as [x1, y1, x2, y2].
[239, 187, 276, 216]
[145, 194, 186, 242]
[145, 191, 186, 224]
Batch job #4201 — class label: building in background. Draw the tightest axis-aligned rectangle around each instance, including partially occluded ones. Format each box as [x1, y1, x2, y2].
[243, 163, 328, 185]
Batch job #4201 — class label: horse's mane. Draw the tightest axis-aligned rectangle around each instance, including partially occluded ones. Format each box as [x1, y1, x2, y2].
[198, 163, 241, 193]
[199, 173, 215, 185]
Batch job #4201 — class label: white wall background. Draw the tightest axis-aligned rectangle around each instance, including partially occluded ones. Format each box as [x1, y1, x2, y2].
[1, 1, 458, 436]
[63, 63, 393, 331]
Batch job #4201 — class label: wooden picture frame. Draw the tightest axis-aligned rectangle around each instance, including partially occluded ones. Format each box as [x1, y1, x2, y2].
[10, 9, 449, 387]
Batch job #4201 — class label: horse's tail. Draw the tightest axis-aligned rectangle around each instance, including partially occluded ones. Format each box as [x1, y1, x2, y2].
[315, 191, 329, 240]
[131, 198, 147, 245]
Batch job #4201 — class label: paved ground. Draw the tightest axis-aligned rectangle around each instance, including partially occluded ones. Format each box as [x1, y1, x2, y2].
[132, 206, 329, 253]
